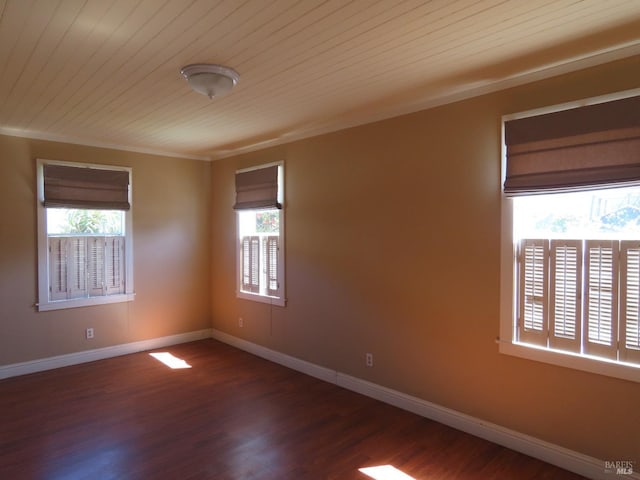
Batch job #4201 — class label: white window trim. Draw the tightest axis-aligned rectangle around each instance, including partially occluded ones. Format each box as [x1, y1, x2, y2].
[499, 91, 640, 384]
[235, 161, 286, 307]
[36, 159, 135, 311]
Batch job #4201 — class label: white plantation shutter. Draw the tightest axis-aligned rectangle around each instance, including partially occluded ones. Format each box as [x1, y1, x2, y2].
[241, 236, 260, 293]
[241, 237, 251, 291]
[518, 239, 548, 346]
[584, 240, 619, 359]
[105, 236, 125, 295]
[47, 235, 126, 301]
[265, 236, 279, 297]
[549, 240, 582, 352]
[87, 237, 105, 296]
[620, 241, 640, 363]
[67, 237, 87, 299]
[249, 237, 260, 293]
[49, 237, 68, 301]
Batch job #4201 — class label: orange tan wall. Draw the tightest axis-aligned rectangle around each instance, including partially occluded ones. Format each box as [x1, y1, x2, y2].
[210, 56, 640, 462]
[0, 135, 211, 365]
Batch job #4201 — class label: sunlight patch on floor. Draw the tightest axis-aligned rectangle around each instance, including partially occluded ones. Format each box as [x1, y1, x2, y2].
[359, 465, 417, 480]
[149, 352, 192, 369]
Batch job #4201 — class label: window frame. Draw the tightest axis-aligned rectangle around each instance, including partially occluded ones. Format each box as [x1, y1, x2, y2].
[499, 91, 640, 384]
[36, 159, 135, 311]
[235, 162, 286, 307]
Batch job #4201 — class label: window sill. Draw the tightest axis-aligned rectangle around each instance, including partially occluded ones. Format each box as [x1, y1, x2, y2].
[37, 293, 135, 312]
[237, 290, 286, 307]
[498, 340, 640, 383]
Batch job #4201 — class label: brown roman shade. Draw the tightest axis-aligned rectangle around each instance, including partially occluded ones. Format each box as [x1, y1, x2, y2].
[233, 165, 281, 210]
[504, 95, 640, 196]
[44, 164, 130, 210]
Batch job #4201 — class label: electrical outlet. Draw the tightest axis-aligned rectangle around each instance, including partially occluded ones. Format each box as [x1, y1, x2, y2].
[239, 317, 244, 328]
[86, 328, 94, 339]
[365, 353, 373, 367]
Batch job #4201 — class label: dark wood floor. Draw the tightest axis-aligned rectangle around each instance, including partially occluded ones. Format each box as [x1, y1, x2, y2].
[0, 339, 586, 480]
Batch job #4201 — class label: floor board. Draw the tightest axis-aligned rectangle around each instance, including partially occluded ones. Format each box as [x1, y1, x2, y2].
[0, 339, 587, 479]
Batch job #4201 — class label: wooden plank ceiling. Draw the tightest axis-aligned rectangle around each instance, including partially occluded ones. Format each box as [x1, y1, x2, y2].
[0, 0, 639, 160]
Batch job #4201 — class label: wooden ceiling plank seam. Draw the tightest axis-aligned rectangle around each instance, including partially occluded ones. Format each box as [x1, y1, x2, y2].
[173, 0, 269, 66]
[45, 0, 516, 136]
[280, 0, 590, 93]
[214, 0, 321, 65]
[225, 0, 500, 106]
[75, 0, 259, 133]
[458, 4, 637, 62]
[16, 0, 136, 129]
[277, 0, 557, 96]
[41, 0, 174, 132]
[231, 0, 447, 92]
[77, 0, 272, 133]
[190, 0, 456, 124]
[3, 0, 90, 126]
[1, 0, 639, 156]
[154, 87, 333, 137]
[337, 1, 584, 78]
[273, 18, 636, 129]
[0, 0, 69, 111]
[24, 0, 148, 131]
[82, 86, 234, 145]
[8, 0, 116, 128]
[219, 0, 360, 67]
[228, 0, 394, 80]
[115, 89, 234, 138]
[87, 0, 346, 131]
[183, 0, 284, 70]
[235, 6, 640, 129]
[242, 0, 623, 108]
[70, 0, 232, 132]
[45, 0, 197, 131]
[0, 0, 8, 35]
[135, 92, 258, 136]
[0, 0, 37, 96]
[43, 0, 640, 149]
[367, 0, 640, 80]
[0, 0, 55, 109]
[62, 0, 262, 131]
[180, 5, 364, 106]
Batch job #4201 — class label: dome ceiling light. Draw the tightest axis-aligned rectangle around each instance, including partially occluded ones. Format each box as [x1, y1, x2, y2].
[180, 64, 240, 99]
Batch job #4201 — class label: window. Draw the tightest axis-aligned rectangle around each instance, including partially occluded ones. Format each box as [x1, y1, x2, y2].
[234, 163, 285, 306]
[36, 160, 134, 311]
[500, 91, 640, 382]
[514, 188, 640, 365]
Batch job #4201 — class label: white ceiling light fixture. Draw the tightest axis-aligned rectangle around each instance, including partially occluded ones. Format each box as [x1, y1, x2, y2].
[180, 64, 240, 99]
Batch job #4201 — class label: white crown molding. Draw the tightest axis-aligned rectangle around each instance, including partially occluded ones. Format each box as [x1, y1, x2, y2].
[210, 329, 639, 480]
[0, 329, 212, 380]
[1, 42, 638, 163]
[209, 41, 640, 161]
[0, 127, 211, 162]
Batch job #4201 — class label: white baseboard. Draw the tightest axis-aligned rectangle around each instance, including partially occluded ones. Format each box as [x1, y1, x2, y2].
[210, 329, 337, 384]
[2, 328, 635, 480]
[0, 328, 212, 380]
[210, 328, 638, 480]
